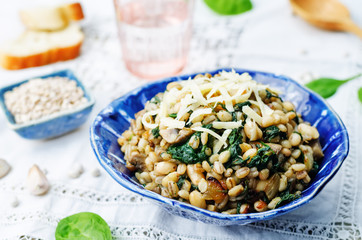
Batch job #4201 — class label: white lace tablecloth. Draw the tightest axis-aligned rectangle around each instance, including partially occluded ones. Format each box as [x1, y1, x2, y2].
[1, 0, 362, 239]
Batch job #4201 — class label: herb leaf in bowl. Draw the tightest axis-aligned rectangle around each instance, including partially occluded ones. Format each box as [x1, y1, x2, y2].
[55, 212, 112, 240]
[305, 74, 361, 98]
[204, 0, 253, 15]
[358, 87, 362, 103]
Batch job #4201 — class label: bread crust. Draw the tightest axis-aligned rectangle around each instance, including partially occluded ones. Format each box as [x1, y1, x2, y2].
[0, 42, 82, 70]
[62, 3, 84, 21]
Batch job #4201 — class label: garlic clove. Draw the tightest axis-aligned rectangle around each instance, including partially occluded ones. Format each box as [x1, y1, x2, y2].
[68, 163, 84, 179]
[10, 196, 19, 208]
[26, 164, 50, 196]
[0, 159, 11, 179]
[91, 168, 101, 177]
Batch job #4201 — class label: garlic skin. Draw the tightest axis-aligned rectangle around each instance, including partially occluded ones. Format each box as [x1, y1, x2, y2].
[68, 163, 84, 179]
[26, 164, 50, 196]
[0, 159, 11, 179]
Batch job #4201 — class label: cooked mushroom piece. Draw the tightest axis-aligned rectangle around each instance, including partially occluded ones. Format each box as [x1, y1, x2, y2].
[300, 145, 314, 171]
[159, 128, 178, 143]
[159, 128, 193, 144]
[310, 140, 324, 160]
[203, 177, 227, 203]
[128, 152, 147, 171]
[267, 143, 283, 154]
[264, 174, 280, 200]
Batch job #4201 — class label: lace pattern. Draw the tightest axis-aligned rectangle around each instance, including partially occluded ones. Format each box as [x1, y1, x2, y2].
[328, 89, 361, 239]
[0, 182, 145, 205]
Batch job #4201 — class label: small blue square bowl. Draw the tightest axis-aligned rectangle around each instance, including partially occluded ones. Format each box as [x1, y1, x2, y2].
[0, 69, 95, 139]
[90, 68, 349, 225]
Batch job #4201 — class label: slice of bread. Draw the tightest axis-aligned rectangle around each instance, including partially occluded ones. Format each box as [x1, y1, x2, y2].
[20, 3, 84, 31]
[0, 24, 84, 70]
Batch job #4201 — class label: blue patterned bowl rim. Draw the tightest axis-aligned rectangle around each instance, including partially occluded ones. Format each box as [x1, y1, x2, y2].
[90, 68, 349, 223]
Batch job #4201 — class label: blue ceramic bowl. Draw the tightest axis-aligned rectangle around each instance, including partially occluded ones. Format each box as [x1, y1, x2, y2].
[0, 70, 95, 139]
[90, 68, 349, 225]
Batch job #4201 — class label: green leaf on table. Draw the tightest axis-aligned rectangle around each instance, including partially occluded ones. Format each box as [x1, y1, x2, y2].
[358, 87, 362, 103]
[305, 73, 361, 99]
[55, 212, 112, 240]
[204, 0, 253, 15]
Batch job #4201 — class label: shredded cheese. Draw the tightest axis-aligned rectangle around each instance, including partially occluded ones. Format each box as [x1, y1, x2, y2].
[189, 81, 208, 106]
[188, 108, 212, 124]
[176, 94, 196, 120]
[219, 87, 234, 112]
[213, 129, 232, 153]
[206, 96, 224, 104]
[242, 105, 263, 125]
[254, 86, 274, 116]
[141, 71, 282, 142]
[158, 101, 167, 118]
[160, 118, 185, 129]
[191, 126, 224, 143]
[141, 110, 158, 129]
[212, 121, 242, 129]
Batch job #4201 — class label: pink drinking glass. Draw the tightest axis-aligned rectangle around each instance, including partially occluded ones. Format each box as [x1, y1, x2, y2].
[114, 0, 195, 80]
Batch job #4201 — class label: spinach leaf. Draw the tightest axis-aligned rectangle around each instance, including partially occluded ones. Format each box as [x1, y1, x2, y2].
[236, 202, 242, 214]
[231, 157, 248, 166]
[234, 101, 251, 111]
[169, 113, 177, 118]
[204, 0, 252, 15]
[247, 155, 262, 169]
[265, 90, 283, 102]
[308, 161, 319, 177]
[151, 127, 160, 138]
[242, 113, 248, 126]
[229, 142, 242, 162]
[358, 87, 362, 103]
[177, 175, 187, 189]
[55, 212, 112, 240]
[150, 96, 161, 104]
[275, 189, 300, 208]
[270, 160, 285, 173]
[167, 143, 205, 164]
[295, 150, 304, 163]
[291, 110, 299, 124]
[231, 112, 237, 122]
[225, 128, 246, 168]
[167, 131, 209, 164]
[202, 124, 213, 129]
[263, 126, 286, 142]
[247, 143, 277, 170]
[305, 74, 361, 98]
[228, 128, 240, 145]
[191, 183, 199, 191]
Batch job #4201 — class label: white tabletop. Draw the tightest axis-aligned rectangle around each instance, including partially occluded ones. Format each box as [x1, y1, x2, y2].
[0, 0, 362, 239]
